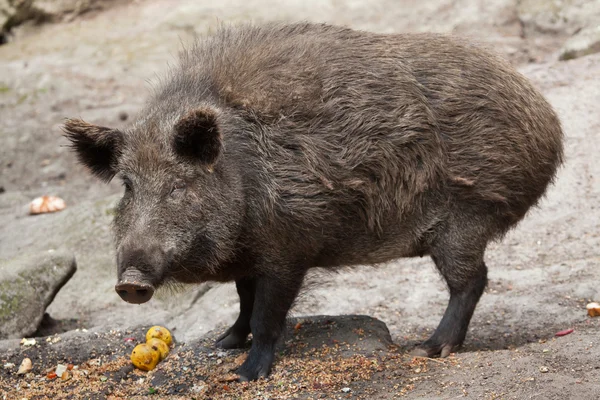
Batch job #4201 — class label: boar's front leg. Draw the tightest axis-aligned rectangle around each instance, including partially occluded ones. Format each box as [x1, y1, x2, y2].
[236, 271, 305, 381]
[216, 277, 255, 349]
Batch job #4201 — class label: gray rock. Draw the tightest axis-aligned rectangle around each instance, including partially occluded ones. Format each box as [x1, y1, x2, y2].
[282, 315, 393, 356]
[559, 25, 600, 60]
[30, 0, 94, 18]
[196, 315, 393, 358]
[0, 0, 26, 36]
[1, 0, 99, 39]
[517, 0, 600, 37]
[0, 250, 76, 339]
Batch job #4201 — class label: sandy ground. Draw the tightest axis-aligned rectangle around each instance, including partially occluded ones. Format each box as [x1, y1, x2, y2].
[0, 0, 599, 398]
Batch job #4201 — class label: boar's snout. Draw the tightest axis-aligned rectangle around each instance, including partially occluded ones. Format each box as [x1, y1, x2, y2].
[116, 240, 172, 304]
[115, 280, 154, 304]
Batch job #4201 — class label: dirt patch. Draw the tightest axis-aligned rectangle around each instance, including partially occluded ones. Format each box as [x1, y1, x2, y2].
[2, 316, 598, 399]
[0, 316, 397, 399]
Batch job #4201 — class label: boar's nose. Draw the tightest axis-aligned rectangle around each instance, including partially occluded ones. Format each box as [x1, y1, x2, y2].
[116, 240, 170, 304]
[115, 281, 155, 304]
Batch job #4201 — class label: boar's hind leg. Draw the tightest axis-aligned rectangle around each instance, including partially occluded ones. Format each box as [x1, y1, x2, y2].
[414, 233, 488, 358]
[237, 271, 305, 381]
[216, 277, 255, 349]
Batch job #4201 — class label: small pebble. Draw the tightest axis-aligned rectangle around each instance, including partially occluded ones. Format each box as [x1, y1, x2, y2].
[341, 387, 351, 393]
[586, 302, 600, 317]
[539, 366, 549, 373]
[118, 111, 128, 121]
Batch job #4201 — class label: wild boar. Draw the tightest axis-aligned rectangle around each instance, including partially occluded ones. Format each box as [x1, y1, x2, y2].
[64, 22, 564, 381]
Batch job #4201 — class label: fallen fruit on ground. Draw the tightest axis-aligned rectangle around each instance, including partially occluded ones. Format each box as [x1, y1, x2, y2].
[146, 326, 172, 346]
[586, 302, 600, 317]
[29, 195, 66, 215]
[147, 338, 170, 360]
[131, 343, 160, 371]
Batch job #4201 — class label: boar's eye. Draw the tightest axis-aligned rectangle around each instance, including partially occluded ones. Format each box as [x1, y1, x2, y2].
[170, 180, 187, 197]
[122, 177, 133, 192]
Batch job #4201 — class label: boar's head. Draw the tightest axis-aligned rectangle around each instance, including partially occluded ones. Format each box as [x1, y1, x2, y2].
[64, 107, 244, 304]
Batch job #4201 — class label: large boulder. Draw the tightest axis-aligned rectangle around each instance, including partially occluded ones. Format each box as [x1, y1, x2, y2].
[0, 250, 76, 339]
[517, 0, 600, 60]
[559, 25, 600, 60]
[517, 0, 600, 37]
[0, 0, 102, 41]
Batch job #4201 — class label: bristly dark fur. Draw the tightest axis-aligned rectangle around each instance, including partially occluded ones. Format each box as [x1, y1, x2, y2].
[64, 22, 564, 380]
[62, 118, 123, 182]
[163, 22, 563, 236]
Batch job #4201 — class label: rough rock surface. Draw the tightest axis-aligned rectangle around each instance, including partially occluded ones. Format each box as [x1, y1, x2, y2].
[0, 0, 599, 398]
[517, 0, 600, 60]
[0, 250, 76, 339]
[517, 0, 600, 36]
[0, 0, 108, 41]
[559, 25, 600, 60]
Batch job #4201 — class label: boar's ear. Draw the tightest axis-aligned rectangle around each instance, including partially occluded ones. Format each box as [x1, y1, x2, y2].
[62, 118, 123, 182]
[173, 108, 221, 166]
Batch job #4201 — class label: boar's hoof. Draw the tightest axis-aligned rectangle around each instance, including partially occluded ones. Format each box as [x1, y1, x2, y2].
[115, 281, 155, 304]
[215, 328, 249, 349]
[411, 342, 455, 358]
[236, 351, 273, 382]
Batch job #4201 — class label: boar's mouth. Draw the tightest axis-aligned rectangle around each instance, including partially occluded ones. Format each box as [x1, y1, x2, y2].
[115, 269, 156, 304]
